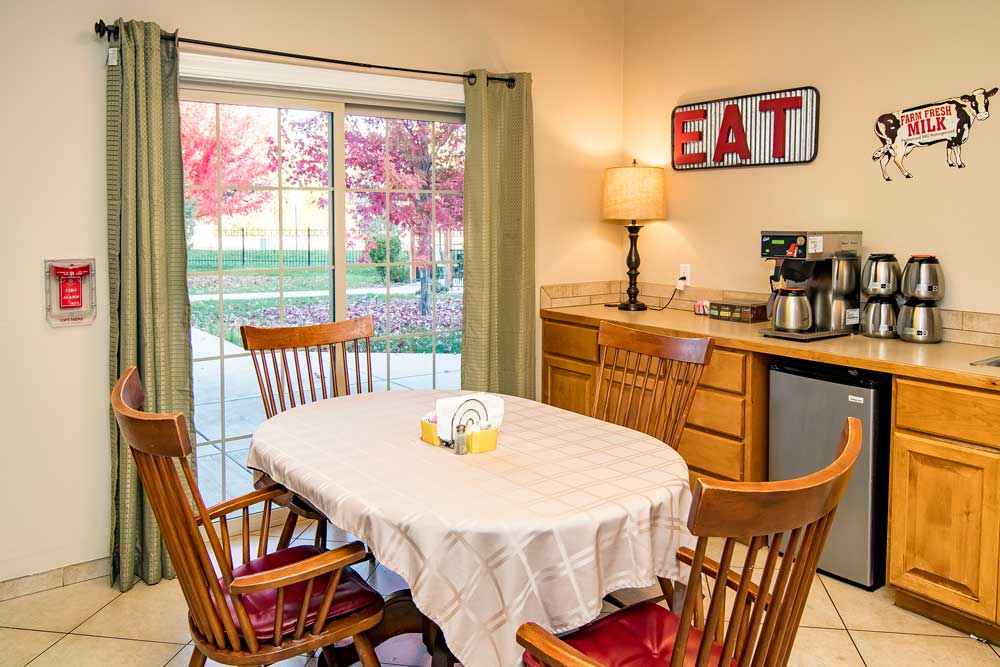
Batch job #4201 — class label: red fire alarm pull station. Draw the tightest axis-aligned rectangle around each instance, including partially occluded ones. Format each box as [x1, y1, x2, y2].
[45, 258, 97, 327]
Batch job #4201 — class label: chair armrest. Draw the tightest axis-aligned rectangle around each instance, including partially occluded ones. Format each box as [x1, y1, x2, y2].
[677, 546, 766, 604]
[229, 541, 367, 595]
[516, 623, 604, 667]
[198, 484, 289, 524]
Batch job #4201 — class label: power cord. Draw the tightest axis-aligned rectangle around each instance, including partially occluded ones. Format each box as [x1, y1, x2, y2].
[603, 277, 684, 310]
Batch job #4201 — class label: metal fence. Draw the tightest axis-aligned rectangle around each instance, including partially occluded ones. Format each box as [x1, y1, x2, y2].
[188, 228, 345, 271]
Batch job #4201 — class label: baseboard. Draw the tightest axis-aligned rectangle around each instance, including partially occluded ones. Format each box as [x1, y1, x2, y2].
[894, 588, 1000, 644]
[0, 506, 293, 602]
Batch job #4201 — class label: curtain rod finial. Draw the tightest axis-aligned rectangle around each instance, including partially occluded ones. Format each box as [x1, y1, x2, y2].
[95, 19, 119, 40]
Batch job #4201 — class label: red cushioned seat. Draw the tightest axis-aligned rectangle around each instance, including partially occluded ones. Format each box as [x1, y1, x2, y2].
[523, 601, 735, 667]
[218, 545, 381, 640]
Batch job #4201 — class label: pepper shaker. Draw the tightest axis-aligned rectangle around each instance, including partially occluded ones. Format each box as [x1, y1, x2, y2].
[453, 424, 468, 455]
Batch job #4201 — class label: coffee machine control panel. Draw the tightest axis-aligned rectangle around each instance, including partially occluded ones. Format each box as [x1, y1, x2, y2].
[761, 231, 862, 261]
[761, 233, 809, 258]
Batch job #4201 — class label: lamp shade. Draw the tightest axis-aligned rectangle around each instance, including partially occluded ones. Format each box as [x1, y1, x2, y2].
[601, 164, 666, 222]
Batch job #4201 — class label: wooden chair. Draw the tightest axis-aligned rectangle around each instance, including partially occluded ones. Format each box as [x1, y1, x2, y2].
[591, 321, 714, 449]
[241, 316, 376, 551]
[518, 417, 863, 667]
[111, 367, 384, 667]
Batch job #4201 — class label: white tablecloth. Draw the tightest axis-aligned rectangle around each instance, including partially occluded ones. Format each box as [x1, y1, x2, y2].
[247, 390, 694, 667]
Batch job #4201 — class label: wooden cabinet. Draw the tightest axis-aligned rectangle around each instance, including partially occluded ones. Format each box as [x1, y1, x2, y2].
[888, 431, 1000, 620]
[539, 315, 768, 482]
[541, 353, 596, 416]
[890, 377, 1000, 631]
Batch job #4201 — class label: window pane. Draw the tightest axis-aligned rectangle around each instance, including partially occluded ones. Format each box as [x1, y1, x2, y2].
[193, 359, 221, 443]
[220, 104, 278, 187]
[281, 109, 331, 188]
[346, 278, 388, 337]
[223, 358, 266, 438]
[347, 192, 386, 265]
[436, 331, 462, 389]
[180, 101, 217, 187]
[434, 193, 463, 262]
[388, 267, 433, 336]
[387, 336, 434, 389]
[388, 118, 432, 190]
[197, 445, 224, 509]
[282, 191, 332, 268]
[434, 265, 463, 332]
[190, 275, 221, 358]
[390, 193, 432, 262]
[283, 269, 333, 328]
[222, 274, 280, 351]
[222, 190, 279, 270]
[345, 115, 386, 189]
[433, 122, 465, 191]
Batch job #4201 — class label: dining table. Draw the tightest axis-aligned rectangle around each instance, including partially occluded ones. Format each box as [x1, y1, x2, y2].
[246, 389, 696, 667]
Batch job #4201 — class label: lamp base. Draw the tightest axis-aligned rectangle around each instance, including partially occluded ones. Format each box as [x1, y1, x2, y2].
[617, 300, 647, 311]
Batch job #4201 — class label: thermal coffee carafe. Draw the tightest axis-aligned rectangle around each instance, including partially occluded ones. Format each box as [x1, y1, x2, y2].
[896, 255, 945, 343]
[761, 231, 863, 341]
[860, 253, 902, 339]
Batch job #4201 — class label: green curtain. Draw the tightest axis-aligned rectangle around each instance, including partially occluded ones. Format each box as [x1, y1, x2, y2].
[106, 19, 193, 591]
[462, 71, 535, 398]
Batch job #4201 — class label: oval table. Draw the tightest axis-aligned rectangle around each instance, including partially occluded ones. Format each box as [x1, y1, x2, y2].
[247, 389, 695, 667]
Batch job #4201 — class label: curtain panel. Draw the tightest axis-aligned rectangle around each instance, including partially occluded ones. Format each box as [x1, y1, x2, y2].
[106, 19, 193, 590]
[462, 71, 536, 398]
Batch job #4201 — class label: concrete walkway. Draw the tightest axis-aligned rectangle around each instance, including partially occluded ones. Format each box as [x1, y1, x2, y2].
[189, 283, 424, 302]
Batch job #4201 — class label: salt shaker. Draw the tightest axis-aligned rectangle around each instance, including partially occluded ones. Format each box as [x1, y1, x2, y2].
[453, 424, 468, 455]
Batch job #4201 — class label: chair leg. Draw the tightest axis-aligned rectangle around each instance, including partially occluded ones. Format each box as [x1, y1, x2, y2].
[353, 632, 380, 667]
[188, 647, 208, 667]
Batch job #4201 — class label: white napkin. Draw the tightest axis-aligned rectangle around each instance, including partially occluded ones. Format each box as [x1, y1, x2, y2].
[435, 393, 505, 442]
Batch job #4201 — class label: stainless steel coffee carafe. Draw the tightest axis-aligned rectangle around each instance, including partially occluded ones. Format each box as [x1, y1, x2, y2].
[861, 297, 898, 339]
[773, 288, 813, 332]
[897, 298, 943, 343]
[861, 253, 901, 296]
[901, 255, 945, 301]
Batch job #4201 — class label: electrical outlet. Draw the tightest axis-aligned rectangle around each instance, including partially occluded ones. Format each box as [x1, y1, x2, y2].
[679, 264, 691, 285]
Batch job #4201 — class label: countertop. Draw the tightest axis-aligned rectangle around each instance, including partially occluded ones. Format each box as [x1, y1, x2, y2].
[541, 304, 1000, 391]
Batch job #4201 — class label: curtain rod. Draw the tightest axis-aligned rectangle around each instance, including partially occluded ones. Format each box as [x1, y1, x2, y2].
[93, 20, 516, 87]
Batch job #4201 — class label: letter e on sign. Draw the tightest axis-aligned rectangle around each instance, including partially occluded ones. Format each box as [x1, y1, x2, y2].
[671, 86, 819, 170]
[673, 109, 707, 166]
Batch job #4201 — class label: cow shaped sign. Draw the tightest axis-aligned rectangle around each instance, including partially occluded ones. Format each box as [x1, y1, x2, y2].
[671, 87, 820, 170]
[872, 86, 998, 180]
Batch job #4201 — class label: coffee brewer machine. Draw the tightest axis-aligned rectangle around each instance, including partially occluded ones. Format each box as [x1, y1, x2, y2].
[760, 231, 863, 341]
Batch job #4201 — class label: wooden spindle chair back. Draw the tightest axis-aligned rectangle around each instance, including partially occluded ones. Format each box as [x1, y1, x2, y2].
[110, 367, 382, 665]
[670, 416, 862, 667]
[241, 316, 376, 419]
[519, 417, 862, 667]
[592, 321, 714, 448]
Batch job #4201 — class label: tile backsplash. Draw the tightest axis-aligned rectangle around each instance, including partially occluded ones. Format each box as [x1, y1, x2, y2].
[540, 280, 1000, 348]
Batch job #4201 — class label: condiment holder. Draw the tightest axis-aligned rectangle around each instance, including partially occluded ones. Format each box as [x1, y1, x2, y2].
[419, 393, 504, 454]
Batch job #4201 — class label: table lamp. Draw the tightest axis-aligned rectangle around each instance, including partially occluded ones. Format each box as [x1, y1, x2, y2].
[601, 160, 666, 311]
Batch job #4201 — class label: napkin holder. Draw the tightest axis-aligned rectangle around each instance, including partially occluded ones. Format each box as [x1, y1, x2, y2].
[419, 393, 503, 454]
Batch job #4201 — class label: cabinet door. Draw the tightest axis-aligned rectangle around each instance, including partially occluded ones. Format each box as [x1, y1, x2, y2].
[888, 431, 1000, 620]
[542, 353, 596, 416]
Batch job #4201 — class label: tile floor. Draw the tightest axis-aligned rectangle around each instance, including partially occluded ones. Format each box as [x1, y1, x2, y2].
[2, 524, 998, 667]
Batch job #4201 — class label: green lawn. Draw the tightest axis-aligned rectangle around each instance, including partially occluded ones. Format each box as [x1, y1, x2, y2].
[187, 268, 386, 294]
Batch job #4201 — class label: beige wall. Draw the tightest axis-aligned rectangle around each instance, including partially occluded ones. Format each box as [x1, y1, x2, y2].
[624, 0, 1000, 313]
[0, 0, 624, 582]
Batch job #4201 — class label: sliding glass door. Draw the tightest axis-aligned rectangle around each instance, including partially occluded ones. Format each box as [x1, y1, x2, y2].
[180, 92, 464, 505]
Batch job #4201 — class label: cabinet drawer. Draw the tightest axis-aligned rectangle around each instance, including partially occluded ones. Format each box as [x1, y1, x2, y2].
[687, 389, 745, 438]
[678, 428, 743, 480]
[700, 349, 746, 394]
[888, 431, 1000, 620]
[896, 379, 1000, 448]
[542, 321, 599, 363]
